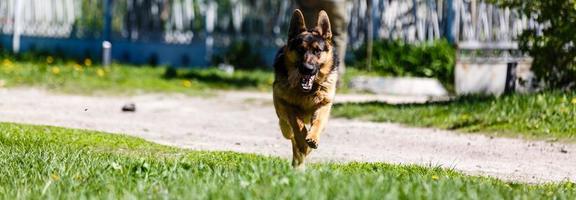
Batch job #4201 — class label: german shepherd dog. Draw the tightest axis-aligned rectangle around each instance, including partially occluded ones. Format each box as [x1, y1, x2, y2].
[273, 9, 338, 169]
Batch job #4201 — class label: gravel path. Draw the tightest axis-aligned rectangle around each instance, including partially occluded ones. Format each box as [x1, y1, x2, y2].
[0, 88, 574, 183]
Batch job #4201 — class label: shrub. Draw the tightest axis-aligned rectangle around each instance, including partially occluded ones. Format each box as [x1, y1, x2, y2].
[212, 41, 266, 70]
[490, 0, 576, 89]
[353, 39, 456, 86]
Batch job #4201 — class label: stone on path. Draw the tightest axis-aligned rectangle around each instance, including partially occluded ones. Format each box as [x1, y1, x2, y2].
[122, 103, 136, 112]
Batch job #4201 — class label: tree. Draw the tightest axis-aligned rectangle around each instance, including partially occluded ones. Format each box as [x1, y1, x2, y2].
[491, 0, 576, 89]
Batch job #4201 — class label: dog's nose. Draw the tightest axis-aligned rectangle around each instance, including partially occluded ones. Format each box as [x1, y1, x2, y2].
[300, 63, 316, 74]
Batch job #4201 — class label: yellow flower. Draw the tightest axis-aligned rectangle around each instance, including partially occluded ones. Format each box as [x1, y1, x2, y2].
[51, 174, 60, 181]
[96, 68, 106, 77]
[571, 98, 576, 105]
[2, 59, 14, 73]
[3, 59, 13, 67]
[431, 175, 439, 180]
[2, 63, 13, 72]
[51, 67, 60, 75]
[46, 56, 54, 64]
[84, 58, 92, 66]
[182, 80, 192, 88]
[73, 64, 83, 71]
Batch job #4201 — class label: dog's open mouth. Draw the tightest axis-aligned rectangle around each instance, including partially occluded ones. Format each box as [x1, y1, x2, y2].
[300, 74, 315, 92]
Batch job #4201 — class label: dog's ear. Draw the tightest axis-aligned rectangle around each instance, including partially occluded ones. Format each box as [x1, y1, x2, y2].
[289, 9, 307, 40]
[316, 10, 332, 41]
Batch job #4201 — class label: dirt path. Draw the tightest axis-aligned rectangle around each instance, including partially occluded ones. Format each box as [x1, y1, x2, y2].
[0, 88, 574, 183]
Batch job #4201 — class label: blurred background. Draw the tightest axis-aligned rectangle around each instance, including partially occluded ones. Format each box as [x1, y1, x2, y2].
[0, 0, 574, 94]
[0, 0, 537, 64]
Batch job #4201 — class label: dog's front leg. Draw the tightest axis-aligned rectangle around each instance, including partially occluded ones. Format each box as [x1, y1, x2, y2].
[275, 100, 311, 169]
[287, 113, 311, 169]
[305, 103, 332, 149]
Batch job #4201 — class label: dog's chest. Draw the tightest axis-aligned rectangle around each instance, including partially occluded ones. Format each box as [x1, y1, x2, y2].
[280, 86, 334, 111]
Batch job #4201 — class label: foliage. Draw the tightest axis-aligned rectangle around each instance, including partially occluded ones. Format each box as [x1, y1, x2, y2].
[75, 0, 104, 38]
[333, 92, 576, 142]
[353, 39, 456, 87]
[1, 122, 575, 199]
[212, 41, 267, 70]
[489, 0, 576, 89]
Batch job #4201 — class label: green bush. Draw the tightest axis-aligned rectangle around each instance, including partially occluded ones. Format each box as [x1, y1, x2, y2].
[490, 0, 576, 89]
[353, 39, 456, 86]
[212, 41, 266, 70]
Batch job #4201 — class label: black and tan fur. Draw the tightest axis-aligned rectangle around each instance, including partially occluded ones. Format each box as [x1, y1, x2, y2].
[273, 9, 338, 169]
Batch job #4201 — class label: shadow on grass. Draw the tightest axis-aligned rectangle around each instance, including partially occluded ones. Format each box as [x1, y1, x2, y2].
[332, 95, 502, 131]
[334, 95, 496, 109]
[163, 67, 272, 89]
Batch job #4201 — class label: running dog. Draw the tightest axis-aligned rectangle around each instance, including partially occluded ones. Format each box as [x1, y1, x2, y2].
[273, 9, 338, 169]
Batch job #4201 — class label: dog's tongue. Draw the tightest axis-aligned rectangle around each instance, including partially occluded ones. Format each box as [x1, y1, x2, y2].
[301, 75, 315, 91]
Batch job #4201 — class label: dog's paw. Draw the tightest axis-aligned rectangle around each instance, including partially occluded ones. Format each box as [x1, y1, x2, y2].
[305, 137, 318, 149]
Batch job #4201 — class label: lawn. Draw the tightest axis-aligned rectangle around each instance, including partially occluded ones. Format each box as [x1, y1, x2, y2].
[333, 92, 576, 142]
[0, 122, 574, 199]
[0, 58, 274, 95]
[0, 57, 378, 95]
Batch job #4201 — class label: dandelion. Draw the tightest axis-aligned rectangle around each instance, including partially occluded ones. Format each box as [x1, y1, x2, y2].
[84, 58, 92, 66]
[96, 68, 106, 77]
[431, 175, 439, 180]
[50, 174, 60, 181]
[182, 80, 192, 88]
[2, 59, 13, 67]
[73, 64, 83, 71]
[571, 98, 576, 105]
[2, 59, 14, 72]
[51, 67, 60, 75]
[2, 64, 13, 73]
[46, 56, 54, 64]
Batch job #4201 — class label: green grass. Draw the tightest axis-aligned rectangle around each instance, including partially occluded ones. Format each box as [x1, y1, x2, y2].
[0, 57, 378, 95]
[0, 122, 575, 199]
[0, 58, 373, 95]
[0, 58, 274, 95]
[333, 92, 576, 142]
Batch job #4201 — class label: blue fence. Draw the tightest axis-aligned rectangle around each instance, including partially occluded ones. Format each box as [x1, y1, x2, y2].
[0, 0, 293, 67]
